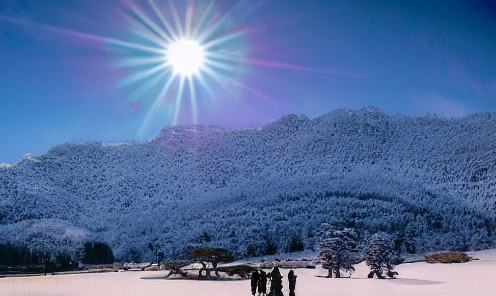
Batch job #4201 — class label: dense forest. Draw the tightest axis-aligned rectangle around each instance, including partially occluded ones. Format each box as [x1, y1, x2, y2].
[1, 107, 495, 260]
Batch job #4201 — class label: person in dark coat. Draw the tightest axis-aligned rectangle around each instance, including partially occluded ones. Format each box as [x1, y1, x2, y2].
[288, 269, 297, 296]
[269, 266, 283, 296]
[258, 270, 267, 295]
[251, 270, 260, 295]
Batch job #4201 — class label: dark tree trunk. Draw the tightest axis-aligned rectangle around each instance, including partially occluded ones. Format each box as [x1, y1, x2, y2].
[199, 262, 209, 278]
[165, 267, 187, 278]
[213, 261, 220, 277]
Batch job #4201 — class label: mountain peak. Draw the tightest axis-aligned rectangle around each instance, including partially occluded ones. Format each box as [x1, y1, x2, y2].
[151, 125, 228, 150]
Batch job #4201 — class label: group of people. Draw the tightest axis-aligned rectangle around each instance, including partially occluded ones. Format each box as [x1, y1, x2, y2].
[251, 267, 297, 296]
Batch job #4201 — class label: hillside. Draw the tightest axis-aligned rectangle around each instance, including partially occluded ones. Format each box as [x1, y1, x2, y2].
[1, 106, 495, 260]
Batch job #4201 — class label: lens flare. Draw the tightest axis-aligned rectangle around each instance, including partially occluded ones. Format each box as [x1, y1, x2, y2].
[109, 0, 254, 133]
[0, 1, 366, 138]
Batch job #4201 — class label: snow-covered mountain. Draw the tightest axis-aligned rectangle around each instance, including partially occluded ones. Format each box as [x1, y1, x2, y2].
[1, 106, 495, 260]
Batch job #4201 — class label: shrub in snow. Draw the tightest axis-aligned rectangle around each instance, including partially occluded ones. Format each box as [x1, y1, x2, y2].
[365, 232, 399, 279]
[425, 251, 472, 263]
[316, 228, 359, 278]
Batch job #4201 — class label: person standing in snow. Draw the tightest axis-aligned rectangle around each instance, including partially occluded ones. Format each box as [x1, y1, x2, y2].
[288, 269, 297, 296]
[251, 270, 260, 295]
[269, 266, 283, 296]
[258, 270, 267, 295]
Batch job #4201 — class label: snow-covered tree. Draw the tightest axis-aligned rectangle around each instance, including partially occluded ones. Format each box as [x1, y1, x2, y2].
[316, 228, 359, 278]
[365, 232, 399, 279]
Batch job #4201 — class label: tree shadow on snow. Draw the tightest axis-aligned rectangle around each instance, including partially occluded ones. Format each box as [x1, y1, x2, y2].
[314, 276, 443, 285]
[140, 276, 247, 281]
[388, 279, 443, 285]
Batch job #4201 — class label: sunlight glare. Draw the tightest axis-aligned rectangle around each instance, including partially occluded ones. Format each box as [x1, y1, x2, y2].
[111, 1, 251, 130]
[167, 39, 204, 76]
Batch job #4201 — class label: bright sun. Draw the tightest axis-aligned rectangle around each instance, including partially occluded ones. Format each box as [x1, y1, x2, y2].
[166, 39, 205, 76]
[114, 1, 248, 127]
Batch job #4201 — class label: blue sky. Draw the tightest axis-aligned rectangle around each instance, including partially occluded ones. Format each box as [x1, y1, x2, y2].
[1, 0, 495, 163]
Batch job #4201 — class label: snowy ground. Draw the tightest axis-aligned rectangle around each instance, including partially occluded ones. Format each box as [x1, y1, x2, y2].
[1, 249, 495, 296]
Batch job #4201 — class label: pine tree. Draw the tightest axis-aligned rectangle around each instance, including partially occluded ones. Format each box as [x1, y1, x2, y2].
[288, 235, 305, 252]
[365, 232, 399, 279]
[82, 242, 114, 264]
[316, 228, 359, 278]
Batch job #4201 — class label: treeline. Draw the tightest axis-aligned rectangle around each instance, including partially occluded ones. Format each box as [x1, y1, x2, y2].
[0, 241, 114, 272]
[235, 235, 305, 258]
[0, 242, 43, 266]
[82, 242, 114, 264]
[0, 242, 76, 273]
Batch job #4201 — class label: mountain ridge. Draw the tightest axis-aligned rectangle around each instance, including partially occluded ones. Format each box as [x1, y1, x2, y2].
[1, 107, 495, 260]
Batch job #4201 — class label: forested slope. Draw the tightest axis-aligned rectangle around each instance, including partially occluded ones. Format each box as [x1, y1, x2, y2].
[1, 106, 494, 260]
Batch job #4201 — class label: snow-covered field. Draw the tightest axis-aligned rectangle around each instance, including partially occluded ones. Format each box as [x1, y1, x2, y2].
[1, 249, 495, 296]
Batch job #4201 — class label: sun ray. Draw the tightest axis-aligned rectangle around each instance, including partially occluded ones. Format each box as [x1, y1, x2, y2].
[1, 1, 277, 132]
[117, 63, 168, 88]
[111, 56, 167, 68]
[125, 2, 174, 44]
[147, 0, 179, 41]
[104, 36, 164, 55]
[193, 8, 234, 43]
[105, 37, 164, 55]
[139, 74, 176, 135]
[99, 1, 250, 128]
[114, 1, 248, 128]
[204, 51, 240, 62]
[234, 80, 280, 106]
[201, 66, 242, 100]
[191, 2, 214, 39]
[0, 15, 164, 55]
[202, 30, 245, 50]
[188, 77, 198, 123]
[123, 15, 171, 47]
[242, 57, 366, 77]
[130, 70, 169, 102]
[185, 3, 194, 38]
[201, 65, 227, 85]
[168, 0, 184, 38]
[195, 71, 218, 105]
[171, 76, 186, 125]
[203, 58, 234, 72]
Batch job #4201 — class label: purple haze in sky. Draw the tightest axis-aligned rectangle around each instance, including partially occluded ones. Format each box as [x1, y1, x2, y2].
[1, 0, 495, 163]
